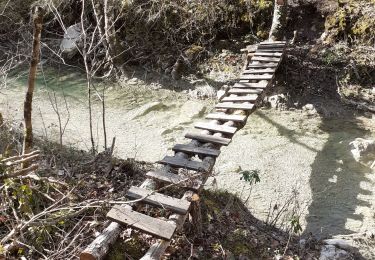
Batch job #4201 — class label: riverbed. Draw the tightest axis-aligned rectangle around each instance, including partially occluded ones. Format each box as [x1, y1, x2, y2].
[1, 68, 374, 240]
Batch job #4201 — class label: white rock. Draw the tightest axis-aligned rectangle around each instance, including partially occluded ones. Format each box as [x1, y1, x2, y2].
[127, 78, 139, 85]
[319, 245, 352, 260]
[349, 138, 375, 162]
[267, 94, 286, 108]
[303, 104, 315, 110]
[324, 239, 355, 251]
[60, 23, 81, 58]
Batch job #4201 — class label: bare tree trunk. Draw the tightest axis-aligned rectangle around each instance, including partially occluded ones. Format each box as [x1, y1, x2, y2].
[104, 0, 125, 70]
[23, 5, 44, 160]
[268, 0, 288, 41]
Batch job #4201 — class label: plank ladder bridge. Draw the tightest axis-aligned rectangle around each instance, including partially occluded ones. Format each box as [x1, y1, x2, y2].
[81, 40, 287, 260]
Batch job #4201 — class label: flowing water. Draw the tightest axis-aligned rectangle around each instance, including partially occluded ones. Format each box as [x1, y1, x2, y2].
[1, 69, 375, 239]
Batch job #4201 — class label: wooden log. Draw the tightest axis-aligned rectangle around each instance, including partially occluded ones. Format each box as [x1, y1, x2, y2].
[80, 179, 157, 260]
[80, 221, 123, 260]
[190, 194, 202, 237]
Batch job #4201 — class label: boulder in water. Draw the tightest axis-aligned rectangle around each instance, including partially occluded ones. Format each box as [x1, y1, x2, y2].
[349, 138, 375, 162]
[60, 23, 82, 58]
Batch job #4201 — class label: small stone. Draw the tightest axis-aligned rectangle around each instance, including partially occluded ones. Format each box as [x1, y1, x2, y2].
[127, 78, 138, 85]
[303, 104, 315, 110]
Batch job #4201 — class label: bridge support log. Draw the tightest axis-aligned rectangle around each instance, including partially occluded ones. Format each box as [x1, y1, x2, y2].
[190, 194, 202, 237]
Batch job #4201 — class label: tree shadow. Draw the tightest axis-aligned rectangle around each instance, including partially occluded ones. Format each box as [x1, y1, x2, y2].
[302, 113, 373, 238]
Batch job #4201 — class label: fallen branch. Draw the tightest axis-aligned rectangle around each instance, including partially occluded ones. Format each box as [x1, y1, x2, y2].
[0, 164, 39, 180]
[3, 153, 40, 167]
[1, 150, 40, 163]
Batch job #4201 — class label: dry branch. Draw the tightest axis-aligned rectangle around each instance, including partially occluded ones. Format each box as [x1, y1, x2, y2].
[0, 164, 39, 180]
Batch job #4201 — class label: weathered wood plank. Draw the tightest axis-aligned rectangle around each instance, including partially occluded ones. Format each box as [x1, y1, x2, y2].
[146, 171, 203, 191]
[253, 48, 284, 53]
[107, 205, 176, 240]
[252, 56, 280, 62]
[158, 156, 210, 172]
[222, 95, 258, 102]
[243, 68, 276, 74]
[233, 82, 268, 89]
[247, 63, 278, 68]
[228, 88, 263, 95]
[195, 122, 237, 135]
[259, 41, 286, 45]
[206, 113, 247, 123]
[185, 133, 231, 146]
[239, 74, 273, 80]
[172, 144, 220, 157]
[254, 52, 282, 57]
[126, 186, 191, 215]
[216, 103, 254, 110]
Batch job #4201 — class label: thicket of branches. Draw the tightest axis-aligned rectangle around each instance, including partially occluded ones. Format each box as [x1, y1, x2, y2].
[0, 0, 276, 79]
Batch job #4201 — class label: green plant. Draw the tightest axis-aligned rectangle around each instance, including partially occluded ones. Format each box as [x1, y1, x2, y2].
[290, 216, 302, 234]
[240, 170, 260, 185]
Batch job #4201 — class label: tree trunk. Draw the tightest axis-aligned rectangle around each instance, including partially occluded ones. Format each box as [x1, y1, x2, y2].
[23, 5, 44, 159]
[268, 0, 288, 41]
[104, 0, 124, 67]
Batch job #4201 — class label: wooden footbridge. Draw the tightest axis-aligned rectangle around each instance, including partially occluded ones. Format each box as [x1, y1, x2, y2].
[81, 40, 287, 260]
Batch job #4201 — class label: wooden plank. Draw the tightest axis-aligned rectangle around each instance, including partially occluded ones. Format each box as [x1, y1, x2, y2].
[247, 63, 278, 68]
[243, 68, 276, 74]
[206, 113, 247, 123]
[216, 103, 254, 110]
[239, 74, 273, 80]
[233, 82, 268, 89]
[251, 56, 280, 62]
[185, 133, 231, 146]
[222, 95, 258, 102]
[172, 144, 220, 157]
[126, 186, 190, 215]
[254, 52, 282, 57]
[228, 88, 263, 95]
[258, 43, 286, 48]
[195, 122, 237, 135]
[146, 171, 202, 191]
[158, 156, 210, 172]
[107, 205, 176, 240]
[253, 49, 284, 53]
[259, 41, 286, 45]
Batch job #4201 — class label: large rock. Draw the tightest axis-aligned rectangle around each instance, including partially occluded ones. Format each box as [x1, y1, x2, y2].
[349, 138, 375, 162]
[319, 245, 353, 260]
[60, 23, 81, 58]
